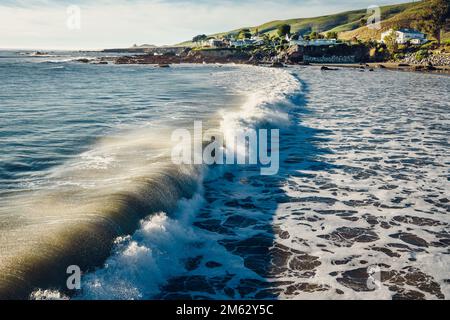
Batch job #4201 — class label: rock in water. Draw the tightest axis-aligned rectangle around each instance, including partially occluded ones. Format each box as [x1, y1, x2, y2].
[320, 66, 338, 71]
[270, 62, 285, 68]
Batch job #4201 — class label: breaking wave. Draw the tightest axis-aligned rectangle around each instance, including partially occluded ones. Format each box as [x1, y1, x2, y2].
[0, 63, 301, 299]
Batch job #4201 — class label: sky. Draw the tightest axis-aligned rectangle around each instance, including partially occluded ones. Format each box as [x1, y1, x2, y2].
[0, 0, 412, 50]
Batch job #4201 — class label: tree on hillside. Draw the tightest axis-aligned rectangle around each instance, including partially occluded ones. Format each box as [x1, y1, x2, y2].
[309, 31, 318, 39]
[326, 31, 338, 39]
[413, 0, 449, 45]
[359, 18, 367, 28]
[277, 24, 291, 37]
[309, 31, 324, 40]
[383, 31, 399, 56]
[238, 28, 252, 39]
[192, 34, 207, 46]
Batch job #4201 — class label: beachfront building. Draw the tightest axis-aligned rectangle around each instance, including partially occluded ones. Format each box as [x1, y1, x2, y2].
[289, 34, 308, 46]
[380, 28, 427, 44]
[207, 38, 228, 48]
[307, 39, 338, 46]
[250, 36, 265, 46]
[289, 36, 337, 47]
[230, 39, 257, 47]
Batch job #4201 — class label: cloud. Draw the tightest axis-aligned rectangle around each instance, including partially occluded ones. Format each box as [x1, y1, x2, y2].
[0, 0, 410, 50]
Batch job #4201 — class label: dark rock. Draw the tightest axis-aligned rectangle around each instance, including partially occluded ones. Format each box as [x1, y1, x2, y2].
[270, 62, 285, 68]
[389, 232, 429, 247]
[320, 66, 338, 71]
[76, 58, 90, 63]
[284, 45, 303, 63]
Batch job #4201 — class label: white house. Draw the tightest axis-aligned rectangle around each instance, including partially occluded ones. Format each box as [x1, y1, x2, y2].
[289, 37, 337, 47]
[307, 39, 338, 46]
[230, 39, 257, 47]
[250, 36, 265, 46]
[207, 38, 227, 48]
[381, 28, 427, 44]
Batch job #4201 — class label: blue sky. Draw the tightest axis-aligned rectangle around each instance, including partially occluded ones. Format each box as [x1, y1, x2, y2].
[0, 0, 411, 50]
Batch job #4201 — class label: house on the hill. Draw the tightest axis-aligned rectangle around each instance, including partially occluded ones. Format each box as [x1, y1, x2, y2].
[381, 28, 427, 45]
[288, 34, 308, 46]
[289, 36, 337, 47]
[207, 38, 228, 48]
[229, 38, 259, 47]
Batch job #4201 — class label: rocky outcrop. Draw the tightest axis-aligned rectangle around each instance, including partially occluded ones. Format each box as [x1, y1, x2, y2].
[111, 44, 371, 66]
[305, 55, 357, 63]
[400, 52, 450, 67]
[186, 49, 251, 63]
[277, 45, 303, 64]
[113, 48, 250, 65]
[303, 43, 369, 63]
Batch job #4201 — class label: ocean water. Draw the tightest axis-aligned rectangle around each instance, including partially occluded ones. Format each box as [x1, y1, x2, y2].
[0, 51, 449, 299]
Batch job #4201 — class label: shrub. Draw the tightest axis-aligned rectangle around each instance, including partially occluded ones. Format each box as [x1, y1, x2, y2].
[415, 49, 429, 61]
[420, 41, 437, 49]
[393, 53, 405, 60]
[326, 31, 338, 39]
[277, 24, 291, 37]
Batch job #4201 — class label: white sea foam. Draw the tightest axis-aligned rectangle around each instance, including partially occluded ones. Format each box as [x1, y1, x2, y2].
[73, 65, 302, 299]
[25, 65, 449, 301]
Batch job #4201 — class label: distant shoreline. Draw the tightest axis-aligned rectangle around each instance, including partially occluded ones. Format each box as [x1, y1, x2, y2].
[91, 52, 450, 75]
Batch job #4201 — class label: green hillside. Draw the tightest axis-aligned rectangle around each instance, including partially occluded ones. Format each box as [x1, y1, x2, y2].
[177, 1, 449, 46]
[247, 2, 414, 36]
[340, 0, 449, 41]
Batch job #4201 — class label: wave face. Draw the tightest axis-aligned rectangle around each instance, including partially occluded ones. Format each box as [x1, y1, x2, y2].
[0, 52, 300, 299]
[76, 67, 448, 301]
[72, 66, 301, 300]
[3, 51, 448, 300]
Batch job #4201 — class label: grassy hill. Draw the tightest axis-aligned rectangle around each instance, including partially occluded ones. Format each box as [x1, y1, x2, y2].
[339, 1, 448, 41]
[177, 1, 449, 46]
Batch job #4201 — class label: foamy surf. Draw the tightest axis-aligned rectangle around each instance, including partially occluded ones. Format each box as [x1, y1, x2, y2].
[67, 66, 450, 301]
[0, 61, 301, 299]
[69, 66, 302, 300]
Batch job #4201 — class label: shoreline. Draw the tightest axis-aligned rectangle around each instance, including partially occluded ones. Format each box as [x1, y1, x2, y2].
[309, 62, 450, 75]
[90, 53, 450, 75]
